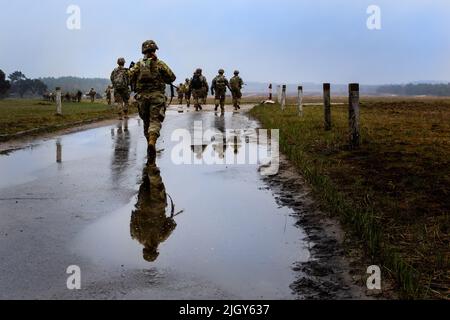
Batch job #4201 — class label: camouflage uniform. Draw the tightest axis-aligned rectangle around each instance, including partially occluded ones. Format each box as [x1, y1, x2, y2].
[201, 81, 209, 105]
[230, 71, 244, 110]
[183, 79, 191, 107]
[211, 70, 231, 112]
[88, 88, 96, 103]
[105, 86, 112, 105]
[111, 62, 131, 118]
[130, 165, 176, 262]
[176, 84, 184, 105]
[129, 40, 176, 163]
[190, 69, 208, 111]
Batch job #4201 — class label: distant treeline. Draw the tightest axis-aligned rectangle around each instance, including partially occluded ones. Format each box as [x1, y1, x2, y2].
[376, 83, 450, 96]
[39, 77, 110, 94]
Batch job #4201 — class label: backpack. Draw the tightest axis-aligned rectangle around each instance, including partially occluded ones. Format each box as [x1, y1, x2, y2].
[215, 75, 227, 91]
[112, 67, 129, 90]
[191, 75, 203, 90]
[137, 59, 159, 85]
[230, 77, 241, 90]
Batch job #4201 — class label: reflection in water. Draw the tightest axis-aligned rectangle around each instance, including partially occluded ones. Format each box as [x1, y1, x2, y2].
[130, 165, 176, 262]
[111, 120, 130, 182]
[56, 139, 62, 163]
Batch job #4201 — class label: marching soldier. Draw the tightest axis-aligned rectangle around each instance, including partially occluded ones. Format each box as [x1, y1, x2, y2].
[211, 69, 231, 113]
[129, 40, 176, 165]
[230, 70, 244, 110]
[176, 83, 184, 105]
[190, 69, 208, 112]
[111, 57, 131, 119]
[88, 88, 96, 103]
[183, 78, 191, 108]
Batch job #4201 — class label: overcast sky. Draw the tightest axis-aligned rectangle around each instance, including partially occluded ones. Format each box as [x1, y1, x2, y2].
[1, 0, 449, 84]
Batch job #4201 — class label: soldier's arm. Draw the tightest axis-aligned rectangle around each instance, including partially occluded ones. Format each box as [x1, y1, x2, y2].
[158, 60, 176, 84]
[110, 70, 115, 83]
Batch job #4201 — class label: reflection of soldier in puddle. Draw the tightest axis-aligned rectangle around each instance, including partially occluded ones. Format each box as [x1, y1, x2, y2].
[111, 119, 130, 183]
[130, 165, 176, 262]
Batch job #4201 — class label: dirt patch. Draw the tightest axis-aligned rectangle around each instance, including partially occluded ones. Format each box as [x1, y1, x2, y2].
[263, 154, 396, 299]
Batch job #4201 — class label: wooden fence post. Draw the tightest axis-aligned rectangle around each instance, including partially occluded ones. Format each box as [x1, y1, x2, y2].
[298, 86, 303, 116]
[349, 83, 361, 148]
[269, 83, 273, 101]
[281, 85, 287, 110]
[55, 87, 62, 115]
[323, 83, 331, 130]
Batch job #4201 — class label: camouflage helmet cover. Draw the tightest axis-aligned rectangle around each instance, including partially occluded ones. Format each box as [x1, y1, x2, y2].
[195, 68, 202, 74]
[117, 57, 126, 65]
[218, 69, 225, 74]
[142, 40, 159, 54]
[234, 70, 240, 75]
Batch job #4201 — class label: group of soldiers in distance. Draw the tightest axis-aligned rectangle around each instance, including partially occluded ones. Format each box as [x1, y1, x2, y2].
[43, 88, 98, 103]
[175, 68, 244, 113]
[103, 40, 246, 165]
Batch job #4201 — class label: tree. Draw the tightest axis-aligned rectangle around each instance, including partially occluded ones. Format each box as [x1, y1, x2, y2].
[8, 71, 26, 84]
[0, 69, 11, 99]
[7, 71, 48, 98]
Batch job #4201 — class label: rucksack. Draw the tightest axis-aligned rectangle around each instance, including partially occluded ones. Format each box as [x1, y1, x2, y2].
[230, 77, 241, 90]
[137, 59, 159, 85]
[112, 67, 129, 90]
[191, 75, 203, 90]
[215, 75, 227, 91]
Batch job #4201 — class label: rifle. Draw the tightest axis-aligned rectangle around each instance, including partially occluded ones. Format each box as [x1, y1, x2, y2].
[129, 61, 136, 92]
[168, 84, 179, 106]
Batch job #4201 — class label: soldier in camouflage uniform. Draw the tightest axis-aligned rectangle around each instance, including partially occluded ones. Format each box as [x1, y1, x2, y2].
[88, 88, 96, 103]
[176, 83, 184, 105]
[111, 58, 131, 119]
[201, 80, 209, 105]
[230, 70, 244, 110]
[190, 69, 208, 112]
[183, 78, 191, 107]
[129, 40, 176, 165]
[130, 165, 176, 263]
[211, 69, 231, 113]
[105, 85, 112, 105]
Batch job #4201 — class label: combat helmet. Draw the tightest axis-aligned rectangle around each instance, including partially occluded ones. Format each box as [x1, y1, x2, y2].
[142, 40, 159, 54]
[218, 69, 225, 75]
[117, 57, 126, 65]
[234, 70, 240, 75]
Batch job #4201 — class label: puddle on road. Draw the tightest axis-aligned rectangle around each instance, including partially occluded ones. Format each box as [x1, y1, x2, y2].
[0, 109, 311, 299]
[74, 110, 311, 299]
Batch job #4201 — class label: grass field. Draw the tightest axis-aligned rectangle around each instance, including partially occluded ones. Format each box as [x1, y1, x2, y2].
[0, 99, 136, 137]
[249, 97, 450, 299]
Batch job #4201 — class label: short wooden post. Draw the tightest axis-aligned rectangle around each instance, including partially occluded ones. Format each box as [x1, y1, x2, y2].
[55, 87, 62, 115]
[323, 83, 331, 130]
[269, 83, 273, 100]
[110, 88, 115, 107]
[281, 85, 287, 110]
[276, 85, 281, 103]
[297, 86, 303, 116]
[349, 83, 361, 148]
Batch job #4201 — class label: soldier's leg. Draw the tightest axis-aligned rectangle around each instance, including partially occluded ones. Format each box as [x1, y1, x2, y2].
[214, 92, 221, 111]
[147, 102, 166, 164]
[186, 93, 191, 107]
[122, 91, 130, 118]
[139, 100, 151, 141]
[220, 91, 226, 112]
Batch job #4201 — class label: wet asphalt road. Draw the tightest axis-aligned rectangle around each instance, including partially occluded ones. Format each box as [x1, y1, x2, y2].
[0, 107, 311, 299]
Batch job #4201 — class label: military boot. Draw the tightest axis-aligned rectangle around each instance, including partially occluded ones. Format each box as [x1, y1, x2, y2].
[147, 134, 158, 165]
